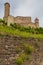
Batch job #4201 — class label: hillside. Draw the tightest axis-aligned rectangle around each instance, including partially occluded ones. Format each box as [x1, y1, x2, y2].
[0, 34, 43, 65]
[0, 19, 43, 65]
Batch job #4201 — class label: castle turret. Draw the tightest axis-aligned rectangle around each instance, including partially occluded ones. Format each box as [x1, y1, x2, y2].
[3, 2, 10, 22]
[35, 18, 39, 28]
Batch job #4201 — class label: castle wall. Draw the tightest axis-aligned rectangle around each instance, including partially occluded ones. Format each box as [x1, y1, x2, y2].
[14, 16, 31, 24]
[7, 15, 39, 28]
[19, 23, 37, 28]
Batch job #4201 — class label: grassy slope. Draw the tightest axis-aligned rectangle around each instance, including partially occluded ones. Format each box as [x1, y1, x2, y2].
[0, 25, 43, 38]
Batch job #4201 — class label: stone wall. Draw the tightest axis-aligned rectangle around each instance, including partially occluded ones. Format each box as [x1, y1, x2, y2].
[14, 16, 31, 24]
[0, 35, 43, 65]
[7, 15, 14, 26]
[7, 16, 39, 28]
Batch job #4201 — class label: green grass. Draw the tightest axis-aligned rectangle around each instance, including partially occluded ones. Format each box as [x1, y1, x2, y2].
[0, 25, 43, 38]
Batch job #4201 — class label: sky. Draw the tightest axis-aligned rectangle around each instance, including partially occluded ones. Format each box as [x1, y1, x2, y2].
[0, 0, 43, 27]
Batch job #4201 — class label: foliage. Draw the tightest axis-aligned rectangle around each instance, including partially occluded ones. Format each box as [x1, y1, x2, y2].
[0, 19, 7, 25]
[15, 53, 29, 65]
[10, 23, 43, 34]
[20, 53, 29, 60]
[23, 44, 34, 54]
[0, 25, 43, 38]
[15, 57, 23, 65]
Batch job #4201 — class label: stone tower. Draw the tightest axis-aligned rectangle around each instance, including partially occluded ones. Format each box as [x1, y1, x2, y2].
[3, 2, 10, 22]
[35, 18, 39, 28]
[4, 2, 10, 18]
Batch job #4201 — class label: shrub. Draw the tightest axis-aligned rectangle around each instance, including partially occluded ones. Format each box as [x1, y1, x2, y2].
[20, 53, 29, 60]
[15, 57, 23, 65]
[10, 23, 17, 29]
[10, 22, 43, 34]
[15, 53, 29, 65]
[23, 44, 34, 54]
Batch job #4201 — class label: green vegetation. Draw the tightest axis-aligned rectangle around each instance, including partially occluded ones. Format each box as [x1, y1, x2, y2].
[16, 56, 23, 65]
[0, 19, 4, 23]
[0, 19, 43, 65]
[0, 18, 7, 25]
[0, 19, 43, 38]
[15, 43, 35, 65]
[0, 25, 43, 38]
[15, 53, 29, 65]
[10, 23, 43, 34]
[23, 44, 35, 54]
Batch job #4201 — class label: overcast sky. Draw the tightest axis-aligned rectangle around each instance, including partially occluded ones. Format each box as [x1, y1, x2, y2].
[0, 0, 43, 27]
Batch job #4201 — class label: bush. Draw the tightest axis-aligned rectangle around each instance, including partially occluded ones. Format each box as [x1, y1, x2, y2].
[0, 19, 7, 26]
[20, 53, 29, 60]
[15, 53, 29, 65]
[10, 23, 43, 34]
[23, 44, 34, 54]
[15, 57, 23, 65]
[10, 23, 18, 29]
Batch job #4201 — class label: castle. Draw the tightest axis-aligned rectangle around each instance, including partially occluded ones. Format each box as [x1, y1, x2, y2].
[3, 2, 39, 28]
